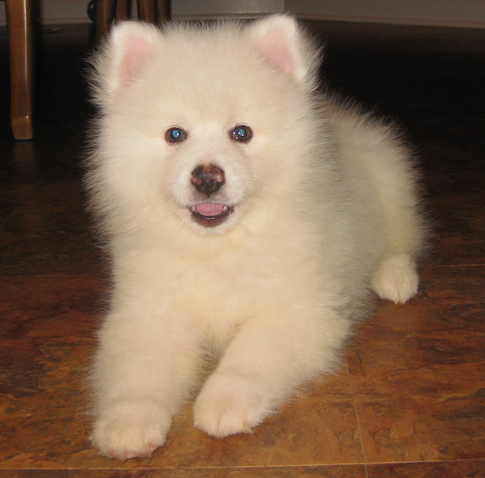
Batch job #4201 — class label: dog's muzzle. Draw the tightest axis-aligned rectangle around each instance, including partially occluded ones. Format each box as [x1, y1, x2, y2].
[189, 164, 234, 228]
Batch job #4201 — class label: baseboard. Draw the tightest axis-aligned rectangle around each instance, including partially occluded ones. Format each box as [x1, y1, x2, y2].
[287, 0, 485, 29]
[0, 0, 483, 28]
[171, 0, 284, 18]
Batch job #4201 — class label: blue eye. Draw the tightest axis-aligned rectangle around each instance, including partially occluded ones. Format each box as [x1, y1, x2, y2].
[165, 127, 187, 143]
[231, 125, 253, 143]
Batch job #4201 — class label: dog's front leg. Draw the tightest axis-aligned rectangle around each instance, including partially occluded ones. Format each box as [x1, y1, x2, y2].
[193, 306, 348, 438]
[91, 302, 203, 461]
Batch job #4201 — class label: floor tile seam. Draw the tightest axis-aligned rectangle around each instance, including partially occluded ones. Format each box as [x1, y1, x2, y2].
[0, 464, 368, 472]
[344, 359, 370, 478]
[365, 457, 485, 466]
[0, 214, 12, 229]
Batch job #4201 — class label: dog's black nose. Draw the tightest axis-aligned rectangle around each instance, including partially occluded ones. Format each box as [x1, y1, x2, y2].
[191, 164, 225, 197]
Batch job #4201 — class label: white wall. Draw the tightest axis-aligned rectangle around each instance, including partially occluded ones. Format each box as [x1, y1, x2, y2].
[1, 0, 484, 28]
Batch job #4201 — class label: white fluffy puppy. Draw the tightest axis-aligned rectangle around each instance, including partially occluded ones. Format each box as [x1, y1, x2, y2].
[86, 15, 427, 460]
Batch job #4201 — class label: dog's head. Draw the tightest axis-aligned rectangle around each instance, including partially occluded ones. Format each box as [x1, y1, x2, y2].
[88, 15, 322, 236]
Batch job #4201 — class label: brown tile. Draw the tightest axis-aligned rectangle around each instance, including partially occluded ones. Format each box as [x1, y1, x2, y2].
[367, 460, 485, 478]
[0, 141, 46, 183]
[0, 466, 367, 478]
[0, 275, 102, 467]
[0, 370, 365, 469]
[0, 274, 365, 469]
[418, 119, 485, 268]
[0, 180, 103, 275]
[429, 202, 485, 267]
[144, 372, 364, 468]
[348, 266, 485, 463]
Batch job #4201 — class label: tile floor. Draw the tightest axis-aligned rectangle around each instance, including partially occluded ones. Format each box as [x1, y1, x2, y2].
[0, 20, 484, 477]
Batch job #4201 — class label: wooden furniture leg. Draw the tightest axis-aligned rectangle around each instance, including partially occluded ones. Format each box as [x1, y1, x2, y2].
[95, 0, 170, 42]
[115, 0, 132, 22]
[136, 0, 170, 25]
[137, 0, 156, 23]
[157, 0, 170, 24]
[95, 0, 117, 41]
[6, 0, 34, 140]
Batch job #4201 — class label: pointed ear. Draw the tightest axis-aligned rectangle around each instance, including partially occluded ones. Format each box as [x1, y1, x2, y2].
[246, 14, 321, 88]
[91, 22, 161, 103]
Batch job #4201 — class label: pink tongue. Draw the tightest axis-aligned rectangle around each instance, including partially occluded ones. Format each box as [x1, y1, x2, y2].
[195, 203, 226, 217]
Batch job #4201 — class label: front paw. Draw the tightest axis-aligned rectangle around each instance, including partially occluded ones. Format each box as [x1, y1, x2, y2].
[193, 372, 272, 438]
[91, 398, 171, 461]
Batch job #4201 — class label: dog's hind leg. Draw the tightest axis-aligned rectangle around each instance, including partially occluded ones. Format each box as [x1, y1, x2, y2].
[366, 127, 427, 304]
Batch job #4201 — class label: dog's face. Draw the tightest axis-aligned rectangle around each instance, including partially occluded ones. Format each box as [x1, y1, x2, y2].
[91, 17, 320, 235]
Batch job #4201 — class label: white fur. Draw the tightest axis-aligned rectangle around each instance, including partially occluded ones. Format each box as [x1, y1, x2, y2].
[85, 15, 427, 460]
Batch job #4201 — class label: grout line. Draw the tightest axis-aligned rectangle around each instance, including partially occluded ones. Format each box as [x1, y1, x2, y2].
[345, 356, 370, 478]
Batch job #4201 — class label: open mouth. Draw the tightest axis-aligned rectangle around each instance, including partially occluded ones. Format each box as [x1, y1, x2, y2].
[189, 202, 234, 228]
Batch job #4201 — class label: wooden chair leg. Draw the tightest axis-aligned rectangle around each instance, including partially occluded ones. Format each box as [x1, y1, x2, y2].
[95, 0, 117, 42]
[157, 0, 170, 24]
[137, 0, 156, 24]
[136, 0, 171, 25]
[116, 0, 132, 22]
[95, 0, 170, 42]
[6, 0, 35, 140]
